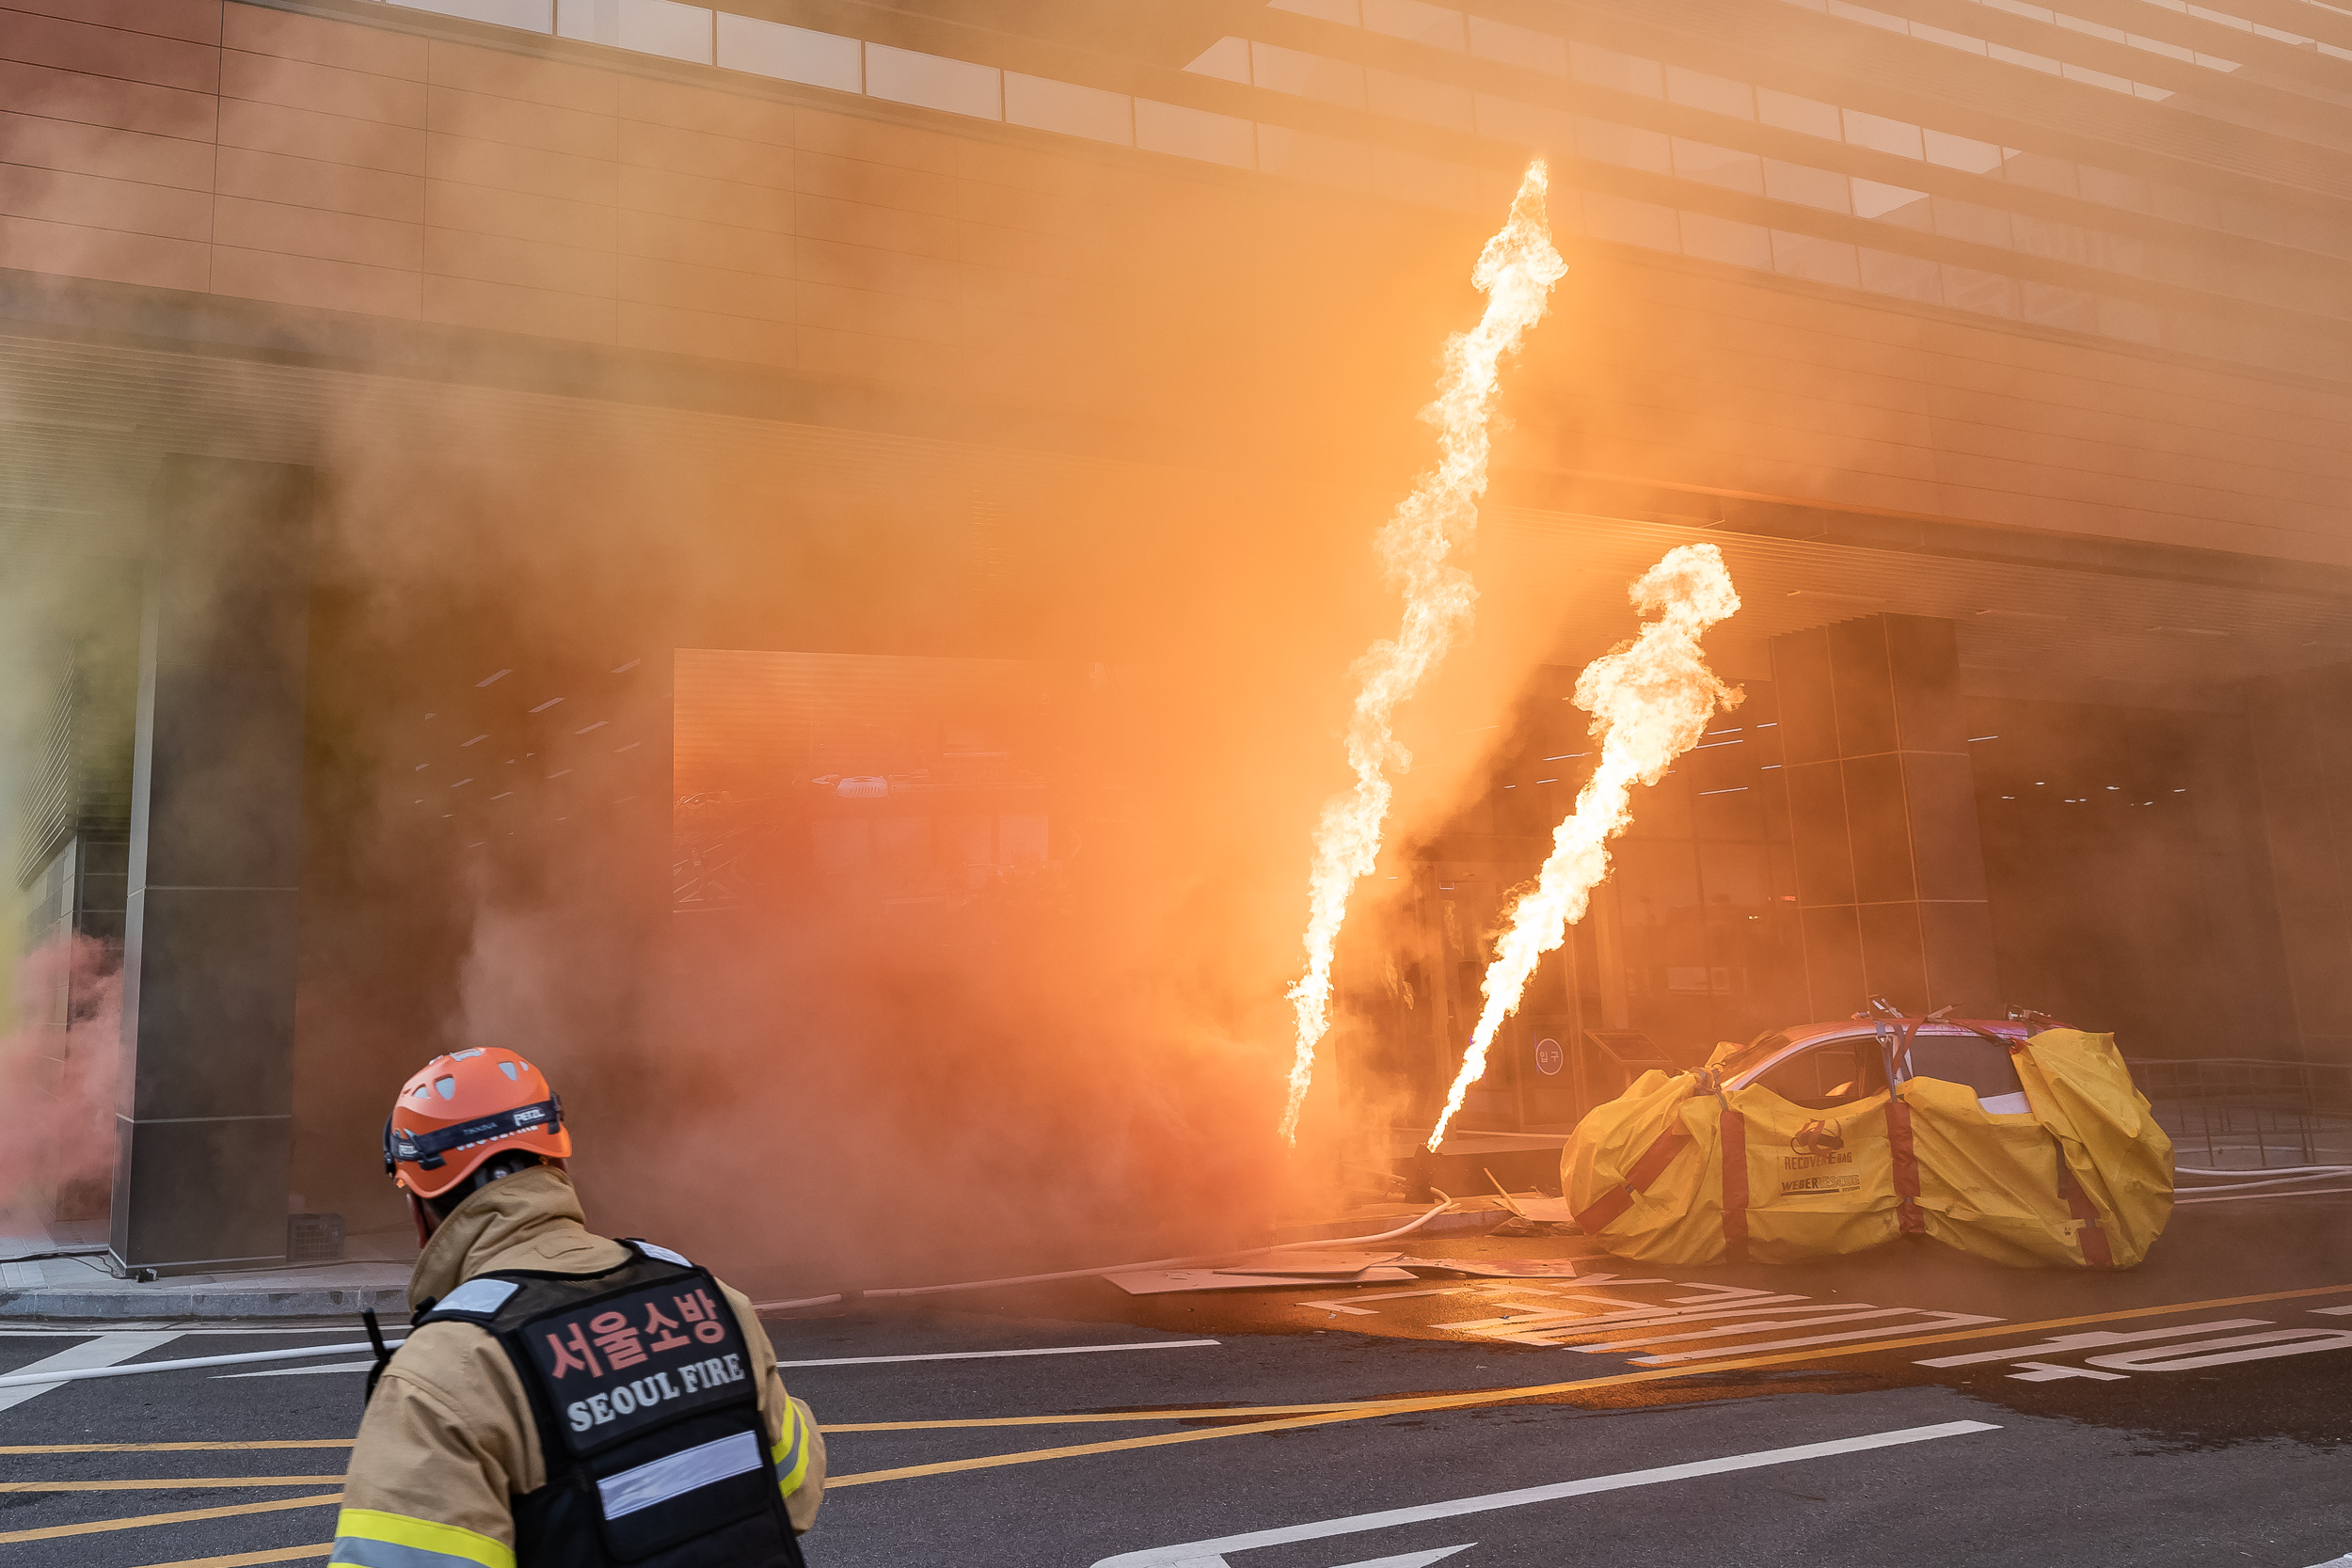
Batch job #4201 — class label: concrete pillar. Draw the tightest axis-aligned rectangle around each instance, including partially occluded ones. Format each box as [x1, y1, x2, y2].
[2246, 662, 2352, 1065]
[110, 458, 311, 1276]
[1769, 614, 2000, 1020]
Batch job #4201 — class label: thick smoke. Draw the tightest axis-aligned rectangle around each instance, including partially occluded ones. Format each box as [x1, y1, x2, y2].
[0, 935, 119, 1230]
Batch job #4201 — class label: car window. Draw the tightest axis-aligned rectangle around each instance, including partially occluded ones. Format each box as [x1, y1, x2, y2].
[1711, 1030, 1791, 1081]
[1753, 1037, 1884, 1109]
[1904, 1034, 2024, 1099]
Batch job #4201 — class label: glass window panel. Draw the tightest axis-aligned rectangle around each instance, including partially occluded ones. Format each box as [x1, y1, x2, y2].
[1756, 87, 1843, 138]
[2074, 163, 2150, 211]
[1576, 117, 1673, 174]
[1923, 129, 2003, 172]
[1858, 247, 1943, 303]
[1256, 124, 1373, 190]
[1665, 64, 1756, 117]
[1362, 0, 1466, 48]
[1672, 138, 1764, 194]
[1941, 262, 2017, 315]
[1851, 178, 1928, 220]
[1250, 41, 1366, 106]
[2055, 11, 2128, 41]
[1931, 196, 2013, 245]
[1763, 159, 1851, 213]
[1772, 231, 1861, 287]
[1829, 0, 1912, 30]
[1474, 92, 1572, 149]
[1679, 210, 1773, 268]
[1912, 22, 1989, 52]
[1581, 190, 1682, 251]
[1268, 0, 1359, 20]
[2000, 150, 2081, 197]
[1570, 40, 1664, 96]
[1842, 108, 1924, 158]
[1367, 67, 1475, 129]
[2058, 60, 2135, 91]
[1467, 13, 1567, 73]
[2020, 280, 2101, 330]
[1988, 41, 2063, 71]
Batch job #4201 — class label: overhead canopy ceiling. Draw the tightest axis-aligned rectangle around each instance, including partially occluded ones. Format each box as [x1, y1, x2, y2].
[2, 316, 2344, 707]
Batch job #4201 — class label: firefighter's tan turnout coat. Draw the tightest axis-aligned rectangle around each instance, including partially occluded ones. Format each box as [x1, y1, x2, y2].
[329, 1166, 823, 1568]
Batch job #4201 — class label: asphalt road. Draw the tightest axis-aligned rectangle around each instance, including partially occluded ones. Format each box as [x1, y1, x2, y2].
[5, 1195, 2349, 1568]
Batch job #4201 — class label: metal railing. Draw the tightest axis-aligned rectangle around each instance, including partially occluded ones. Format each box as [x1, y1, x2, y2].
[2127, 1057, 2352, 1171]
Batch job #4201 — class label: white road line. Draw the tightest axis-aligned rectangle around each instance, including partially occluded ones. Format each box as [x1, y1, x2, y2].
[777, 1339, 1220, 1369]
[1915, 1319, 2270, 1369]
[0, 1338, 403, 1389]
[0, 1333, 181, 1413]
[1089, 1420, 2000, 1568]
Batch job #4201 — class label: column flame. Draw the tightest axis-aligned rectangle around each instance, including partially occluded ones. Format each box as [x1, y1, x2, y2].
[1279, 162, 1567, 1146]
[1427, 544, 1742, 1151]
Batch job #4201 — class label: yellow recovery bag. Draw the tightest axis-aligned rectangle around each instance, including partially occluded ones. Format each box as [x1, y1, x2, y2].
[1564, 1029, 2173, 1269]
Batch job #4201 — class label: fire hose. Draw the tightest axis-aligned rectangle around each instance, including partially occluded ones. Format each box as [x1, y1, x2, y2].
[751, 1194, 1463, 1313]
[0, 1197, 1465, 1386]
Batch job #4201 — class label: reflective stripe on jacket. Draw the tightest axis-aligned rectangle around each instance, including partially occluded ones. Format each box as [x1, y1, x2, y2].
[332, 1167, 823, 1560]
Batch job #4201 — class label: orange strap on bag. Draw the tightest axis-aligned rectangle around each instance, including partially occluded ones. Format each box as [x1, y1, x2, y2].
[1574, 1119, 1693, 1232]
[1719, 1101, 1750, 1264]
[2054, 1141, 2115, 1269]
[1885, 1093, 1926, 1235]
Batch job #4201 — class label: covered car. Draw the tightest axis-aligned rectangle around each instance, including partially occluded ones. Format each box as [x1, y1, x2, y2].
[1563, 1015, 2173, 1269]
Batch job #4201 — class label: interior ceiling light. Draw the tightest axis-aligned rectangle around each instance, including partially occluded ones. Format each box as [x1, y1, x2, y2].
[612, 659, 641, 673]
[530, 697, 564, 712]
[477, 669, 512, 687]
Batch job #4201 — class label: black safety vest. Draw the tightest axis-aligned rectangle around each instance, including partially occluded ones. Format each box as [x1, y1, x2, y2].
[413, 1241, 807, 1568]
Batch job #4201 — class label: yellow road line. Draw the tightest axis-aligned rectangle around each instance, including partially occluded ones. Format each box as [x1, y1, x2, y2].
[128, 1547, 331, 1567]
[0, 1493, 341, 1544]
[0, 1441, 355, 1455]
[0, 1477, 345, 1492]
[825, 1277, 2352, 1481]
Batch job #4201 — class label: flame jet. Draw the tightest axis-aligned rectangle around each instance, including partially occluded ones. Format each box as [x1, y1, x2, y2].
[1279, 163, 1567, 1146]
[1427, 544, 1742, 1151]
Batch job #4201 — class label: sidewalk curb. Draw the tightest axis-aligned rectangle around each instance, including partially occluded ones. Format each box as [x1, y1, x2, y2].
[0, 1280, 411, 1321]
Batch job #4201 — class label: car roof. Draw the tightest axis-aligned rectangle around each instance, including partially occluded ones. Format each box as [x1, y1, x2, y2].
[1772, 1019, 2026, 1048]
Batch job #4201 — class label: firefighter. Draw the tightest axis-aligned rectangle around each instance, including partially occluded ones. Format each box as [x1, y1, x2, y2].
[330, 1047, 822, 1568]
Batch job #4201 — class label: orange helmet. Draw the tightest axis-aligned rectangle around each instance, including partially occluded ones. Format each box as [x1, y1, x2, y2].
[382, 1047, 571, 1199]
